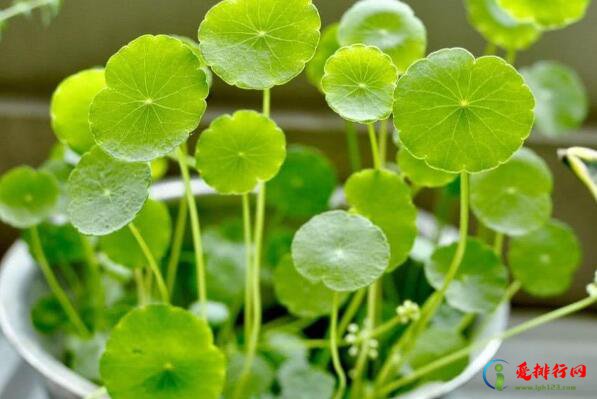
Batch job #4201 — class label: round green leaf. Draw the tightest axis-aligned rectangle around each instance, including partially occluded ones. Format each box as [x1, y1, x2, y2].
[100, 305, 226, 399]
[0, 166, 59, 229]
[223, 353, 274, 399]
[306, 24, 340, 91]
[397, 147, 457, 188]
[50, 68, 106, 154]
[203, 229, 246, 304]
[508, 219, 581, 297]
[291, 210, 390, 292]
[521, 61, 588, 137]
[279, 361, 335, 399]
[497, 0, 591, 29]
[408, 328, 468, 382]
[90, 34, 208, 162]
[273, 254, 338, 318]
[338, 0, 427, 74]
[465, 0, 541, 51]
[345, 169, 417, 269]
[31, 295, 69, 334]
[322, 44, 398, 124]
[267, 146, 336, 218]
[425, 238, 509, 313]
[67, 147, 151, 236]
[23, 222, 85, 265]
[198, 0, 321, 90]
[196, 110, 286, 195]
[471, 147, 553, 236]
[171, 35, 214, 89]
[100, 200, 172, 268]
[394, 48, 535, 173]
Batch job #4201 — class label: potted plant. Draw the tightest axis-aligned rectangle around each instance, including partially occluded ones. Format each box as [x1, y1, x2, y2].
[0, 0, 595, 398]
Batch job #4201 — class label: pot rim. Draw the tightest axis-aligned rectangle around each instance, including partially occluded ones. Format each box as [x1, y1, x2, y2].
[0, 178, 508, 399]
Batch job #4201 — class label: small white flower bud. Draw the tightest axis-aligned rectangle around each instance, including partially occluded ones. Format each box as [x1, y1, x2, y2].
[345, 333, 357, 344]
[347, 323, 359, 334]
[348, 345, 359, 357]
[368, 349, 379, 359]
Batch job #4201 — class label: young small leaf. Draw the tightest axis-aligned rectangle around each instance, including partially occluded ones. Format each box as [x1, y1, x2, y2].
[345, 169, 417, 270]
[267, 146, 337, 218]
[100, 200, 172, 268]
[278, 360, 335, 399]
[322, 44, 398, 124]
[408, 327, 468, 382]
[394, 48, 535, 173]
[497, 0, 591, 29]
[90, 35, 208, 162]
[67, 147, 151, 236]
[198, 0, 321, 90]
[100, 305, 226, 399]
[471, 147, 553, 236]
[522, 61, 588, 137]
[425, 239, 509, 313]
[397, 147, 457, 188]
[0, 166, 59, 228]
[195, 110, 286, 195]
[465, 0, 541, 51]
[23, 222, 85, 265]
[306, 24, 340, 91]
[291, 210, 390, 292]
[508, 220, 581, 297]
[338, 0, 427, 73]
[50, 68, 106, 154]
[273, 254, 339, 318]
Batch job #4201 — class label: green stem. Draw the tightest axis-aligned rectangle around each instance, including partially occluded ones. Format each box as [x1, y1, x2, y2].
[350, 283, 378, 398]
[166, 197, 188, 297]
[367, 124, 382, 170]
[331, 293, 347, 399]
[493, 232, 504, 257]
[379, 295, 597, 395]
[377, 172, 470, 387]
[0, 0, 54, 23]
[506, 49, 517, 65]
[242, 193, 253, 345]
[134, 269, 148, 306]
[339, 288, 367, 337]
[57, 262, 81, 298]
[80, 235, 105, 329]
[378, 119, 389, 168]
[176, 145, 208, 316]
[29, 226, 90, 337]
[128, 223, 169, 303]
[346, 121, 362, 172]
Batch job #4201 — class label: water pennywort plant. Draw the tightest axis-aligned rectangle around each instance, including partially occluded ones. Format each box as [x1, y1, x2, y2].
[0, 0, 595, 398]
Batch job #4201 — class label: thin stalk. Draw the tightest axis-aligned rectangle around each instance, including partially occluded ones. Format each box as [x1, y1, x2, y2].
[339, 288, 367, 337]
[367, 123, 382, 170]
[506, 49, 517, 65]
[507, 280, 522, 300]
[457, 313, 476, 333]
[29, 226, 90, 337]
[378, 119, 389, 168]
[331, 293, 347, 399]
[166, 197, 188, 297]
[80, 235, 104, 328]
[176, 145, 208, 316]
[236, 89, 270, 399]
[346, 121, 362, 172]
[242, 193, 253, 344]
[128, 224, 169, 303]
[57, 262, 81, 298]
[134, 269, 148, 306]
[493, 232, 504, 257]
[0, 0, 54, 23]
[350, 283, 378, 398]
[379, 295, 597, 395]
[376, 172, 470, 387]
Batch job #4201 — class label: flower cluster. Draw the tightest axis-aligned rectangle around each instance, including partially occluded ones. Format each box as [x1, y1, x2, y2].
[345, 323, 379, 360]
[396, 300, 421, 324]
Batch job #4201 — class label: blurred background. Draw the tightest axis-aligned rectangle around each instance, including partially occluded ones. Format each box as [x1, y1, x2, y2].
[0, 0, 596, 309]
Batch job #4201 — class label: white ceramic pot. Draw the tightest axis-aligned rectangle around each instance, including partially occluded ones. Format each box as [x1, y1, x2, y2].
[0, 180, 508, 399]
